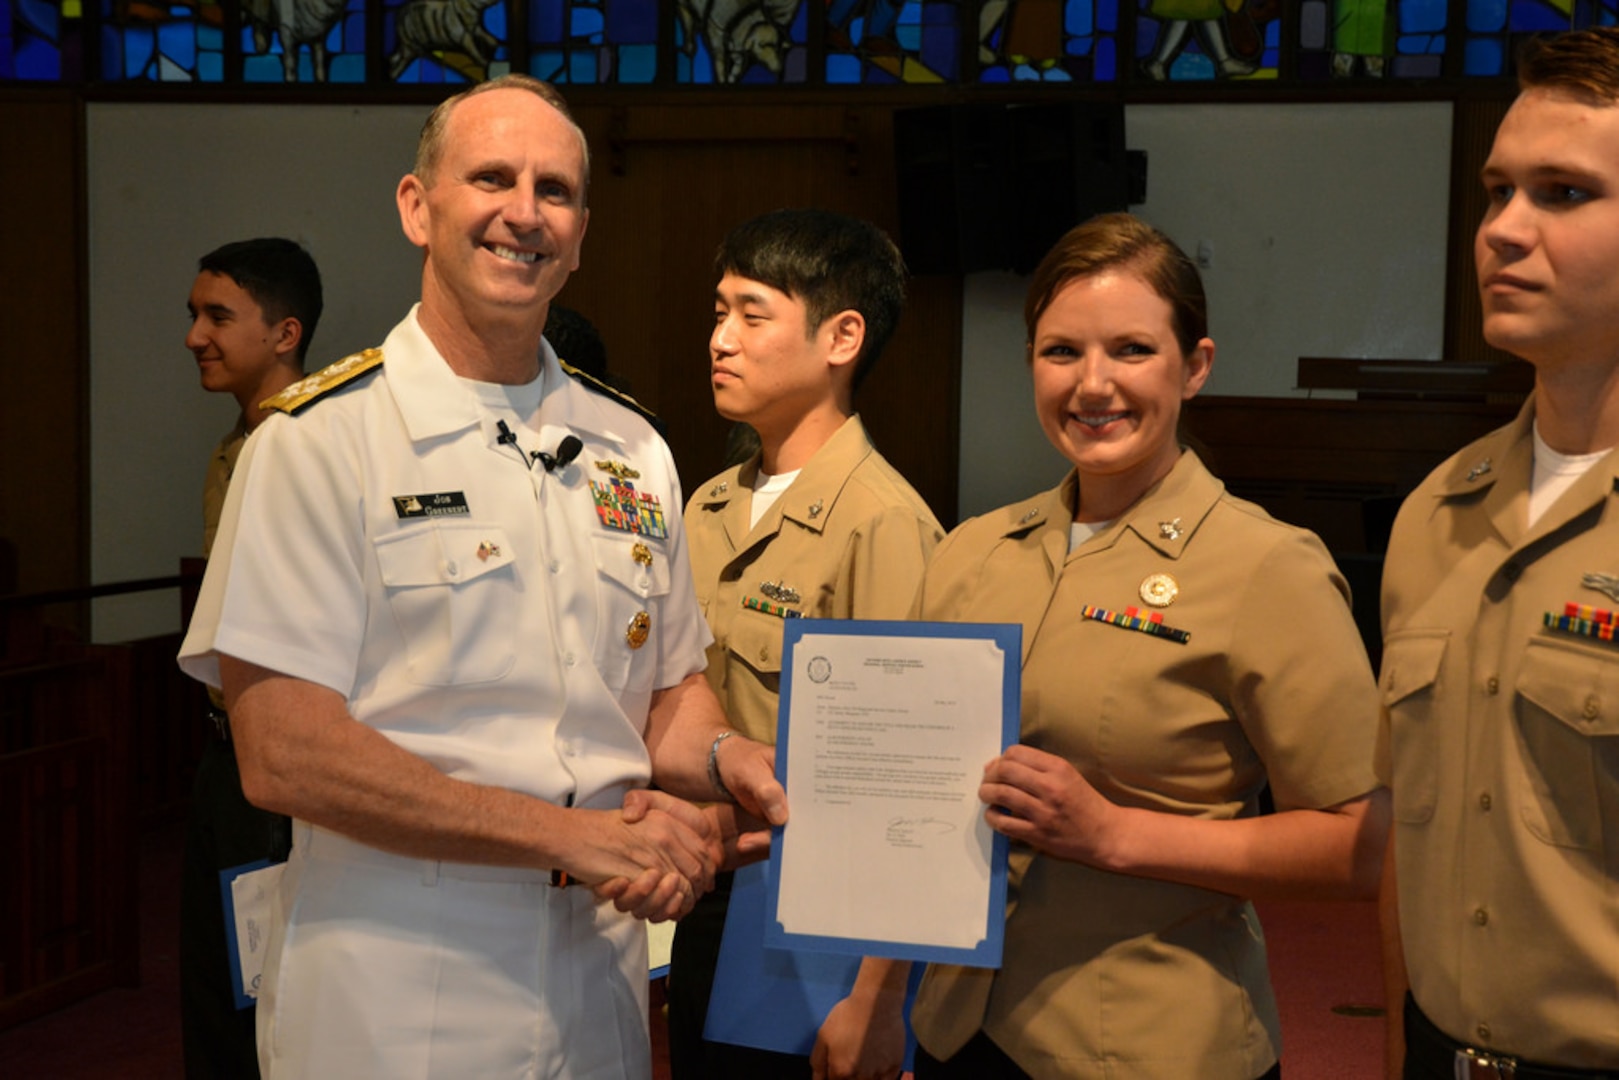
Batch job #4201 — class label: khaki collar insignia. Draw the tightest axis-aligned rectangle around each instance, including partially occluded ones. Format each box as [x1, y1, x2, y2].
[1158, 517, 1183, 541]
[1466, 458, 1493, 482]
[807, 499, 824, 519]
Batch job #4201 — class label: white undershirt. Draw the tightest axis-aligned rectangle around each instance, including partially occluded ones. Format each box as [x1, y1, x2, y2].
[462, 372, 547, 437]
[750, 468, 801, 529]
[1069, 519, 1113, 552]
[1530, 423, 1610, 527]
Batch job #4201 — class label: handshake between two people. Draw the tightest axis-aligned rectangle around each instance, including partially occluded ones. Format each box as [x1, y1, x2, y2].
[585, 733, 788, 923]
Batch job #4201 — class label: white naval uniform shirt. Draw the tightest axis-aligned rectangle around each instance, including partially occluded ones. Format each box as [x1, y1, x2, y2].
[178, 307, 710, 1078]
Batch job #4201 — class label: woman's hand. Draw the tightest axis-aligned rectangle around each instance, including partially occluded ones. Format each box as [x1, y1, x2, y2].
[979, 744, 1125, 867]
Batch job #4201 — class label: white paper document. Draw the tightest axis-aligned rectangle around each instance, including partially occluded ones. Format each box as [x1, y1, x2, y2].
[768, 619, 1018, 965]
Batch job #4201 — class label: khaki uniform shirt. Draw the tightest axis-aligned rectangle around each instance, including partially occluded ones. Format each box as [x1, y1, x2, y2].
[684, 415, 942, 742]
[1379, 398, 1619, 1067]
[910, 452, 1381, 1080]
[202, 415, 249, 559]
[201, 415, 248, 710]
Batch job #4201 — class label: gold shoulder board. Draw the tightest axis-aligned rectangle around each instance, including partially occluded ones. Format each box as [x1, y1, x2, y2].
[560, 359, 661, 429]
[259, 348, 385, 416]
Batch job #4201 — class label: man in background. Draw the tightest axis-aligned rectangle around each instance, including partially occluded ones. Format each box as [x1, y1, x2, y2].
[672, 208, 942, 1080]
[1379, 26, 1619, 1079]
[181, 236, 321, 1078]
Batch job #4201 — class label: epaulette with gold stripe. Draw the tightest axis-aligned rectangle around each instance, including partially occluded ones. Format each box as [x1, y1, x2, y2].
[560, 359, 661, 429]
[259, 348, 385, 416]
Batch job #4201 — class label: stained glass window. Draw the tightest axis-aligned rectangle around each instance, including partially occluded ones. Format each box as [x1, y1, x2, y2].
[1136, 0, 1280, 80]
[978, 0, 1120, 82]
[97, 0, 222, 81]
[9, 0, 1619, 84]
[676, 0, 805, 83]
[384, 0, 507, 82]
[1296, 0, 1445, 79]
[1460, 0, 1615, 76]
[535, 0, 659, 84]
[824, 0, 960, 83]
[6, 0, 84, 79]
[241, 0, 368, 82]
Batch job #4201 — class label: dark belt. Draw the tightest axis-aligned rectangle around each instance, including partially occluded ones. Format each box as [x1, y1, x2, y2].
[206, 706, 230, 741]
[1406, 993, 1618, 1080]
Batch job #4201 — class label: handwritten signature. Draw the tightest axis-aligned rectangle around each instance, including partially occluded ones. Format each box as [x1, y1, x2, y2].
[885, 816, 956, 845]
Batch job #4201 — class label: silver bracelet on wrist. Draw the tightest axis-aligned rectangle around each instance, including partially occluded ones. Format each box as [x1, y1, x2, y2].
[707, 730, 738, 803]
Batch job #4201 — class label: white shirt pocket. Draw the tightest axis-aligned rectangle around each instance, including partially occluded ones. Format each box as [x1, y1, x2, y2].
[374, 521, 518, 686]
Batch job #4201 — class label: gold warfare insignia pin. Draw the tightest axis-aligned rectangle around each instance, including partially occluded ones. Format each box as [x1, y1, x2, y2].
[1139, 573, 1179, 607]
[626, 611, 651, 649]
[632, 542, 653, 567]
[596, 459, 641, 480]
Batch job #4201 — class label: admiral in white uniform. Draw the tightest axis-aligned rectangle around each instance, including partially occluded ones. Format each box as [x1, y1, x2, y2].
[178, 75, 784, 1079]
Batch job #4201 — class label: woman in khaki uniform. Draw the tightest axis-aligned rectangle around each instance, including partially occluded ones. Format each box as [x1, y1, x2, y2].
[906, 214, 1389, 1080]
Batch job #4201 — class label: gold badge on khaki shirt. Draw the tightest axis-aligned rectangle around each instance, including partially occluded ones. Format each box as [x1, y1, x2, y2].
[1139, 572, 1179, 607]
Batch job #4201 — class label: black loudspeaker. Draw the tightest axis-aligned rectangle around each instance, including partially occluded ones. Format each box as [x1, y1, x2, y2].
[893, 102, 1131, 275]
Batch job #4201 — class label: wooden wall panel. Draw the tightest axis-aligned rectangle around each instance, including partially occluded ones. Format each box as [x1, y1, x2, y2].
[0, 96, 87, 605]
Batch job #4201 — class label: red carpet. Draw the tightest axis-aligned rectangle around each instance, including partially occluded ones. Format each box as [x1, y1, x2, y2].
[0, 824, 1384, 1078]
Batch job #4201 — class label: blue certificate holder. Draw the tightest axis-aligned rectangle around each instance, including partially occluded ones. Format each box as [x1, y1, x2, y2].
[764, 618, 1020, 969]
[703, 859, 926, 1062]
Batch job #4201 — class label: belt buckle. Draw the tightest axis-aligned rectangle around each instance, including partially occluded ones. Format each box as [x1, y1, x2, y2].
[1455, 1048, 1517, 1080]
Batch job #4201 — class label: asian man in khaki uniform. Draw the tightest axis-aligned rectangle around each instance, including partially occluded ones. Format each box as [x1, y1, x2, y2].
[1379, 27, 1619, 1080]
[671, 209, 943, 1080]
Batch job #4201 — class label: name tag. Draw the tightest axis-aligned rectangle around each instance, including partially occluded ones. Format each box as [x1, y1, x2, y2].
[393, 492, 470, 519]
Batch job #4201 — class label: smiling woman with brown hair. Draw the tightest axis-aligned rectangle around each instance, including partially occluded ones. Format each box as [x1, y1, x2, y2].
[902, 213, 1389, 1080]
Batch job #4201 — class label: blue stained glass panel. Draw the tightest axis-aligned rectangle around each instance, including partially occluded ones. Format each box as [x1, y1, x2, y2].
[1509, 0, 1573, 30]
[123, 26, 152, 76]
[1467, 0, 1509, 30]
[1400, 0, 1446, 34]
[568, 47, 596, 79]
[606, 0, 656, 39]
[533, 0, 565, 40]
[1095, 33, 1115, 75]
[1067, 0, 1094, 37]
[18, 0, 57, 37]
[16, 34, 61, 78]
[619, 41, 655, 79]
[158, 19, 193, 67]
[1464, 34, 1504, 72]
[571, 6, 604, 36]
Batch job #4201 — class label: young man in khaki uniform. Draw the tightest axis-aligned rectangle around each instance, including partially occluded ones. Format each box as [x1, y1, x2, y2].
[181, 237, 321, 1078]
[1379, 27, 1619, 1079]
[671, 209, 943, 1080]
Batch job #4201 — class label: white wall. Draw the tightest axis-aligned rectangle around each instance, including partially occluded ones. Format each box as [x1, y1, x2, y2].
[87, 103, 431, 641]
[957, 101, 1454, 520]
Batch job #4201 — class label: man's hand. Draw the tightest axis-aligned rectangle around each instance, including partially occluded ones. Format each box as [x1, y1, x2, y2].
[713, 732, 788, 829]
[579, 791, 721, 921]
